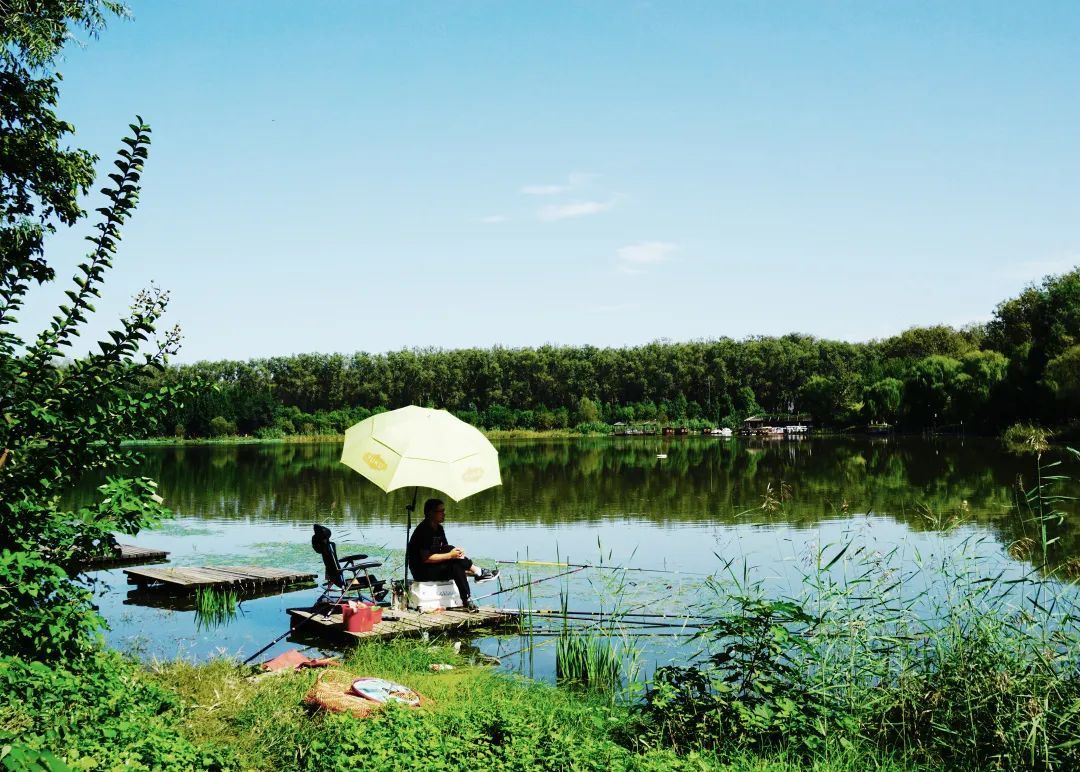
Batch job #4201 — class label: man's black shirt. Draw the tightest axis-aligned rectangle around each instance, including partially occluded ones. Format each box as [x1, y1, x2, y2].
[408, 518, 451, 575]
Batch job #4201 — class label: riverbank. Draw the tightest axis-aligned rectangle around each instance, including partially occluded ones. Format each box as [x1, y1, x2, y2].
[122, 428, 608, 446]
[0, 639, 903, 771]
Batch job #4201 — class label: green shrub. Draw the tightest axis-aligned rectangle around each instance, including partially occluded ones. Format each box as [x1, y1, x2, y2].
[0, 653, 235, 771]
[1003, 422, 1052, 454]
[631, 597, 854, 756]
[208, 416, 238, 437]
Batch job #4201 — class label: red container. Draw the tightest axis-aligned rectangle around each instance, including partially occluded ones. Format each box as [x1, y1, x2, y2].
[343, 603, 373, 633]
[366, 603, 383, 625]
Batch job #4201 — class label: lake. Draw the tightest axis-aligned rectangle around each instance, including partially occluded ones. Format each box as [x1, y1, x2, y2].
[83, 436, 1079, 680]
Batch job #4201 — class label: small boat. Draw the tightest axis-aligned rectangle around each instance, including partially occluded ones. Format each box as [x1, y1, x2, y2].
[656, 453, 667, 459]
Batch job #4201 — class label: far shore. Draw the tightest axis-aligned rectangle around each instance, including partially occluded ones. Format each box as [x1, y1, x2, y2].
[119, 427, 1020, 447]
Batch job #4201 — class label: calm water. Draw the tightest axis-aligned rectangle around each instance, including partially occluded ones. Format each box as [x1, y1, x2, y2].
[81, 437, 1079, 679]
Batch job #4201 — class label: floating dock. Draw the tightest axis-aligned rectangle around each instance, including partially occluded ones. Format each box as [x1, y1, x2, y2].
[287, 605, 514, 642]
[80, 543, 170, 569]
[124, 565, 316, 593]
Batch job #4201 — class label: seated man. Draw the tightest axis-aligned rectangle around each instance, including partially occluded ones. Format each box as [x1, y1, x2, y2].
[407, 498, 498, 611]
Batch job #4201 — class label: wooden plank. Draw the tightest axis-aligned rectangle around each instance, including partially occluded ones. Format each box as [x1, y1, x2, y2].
[124, 564, 316, 593]
[78, 543, 169, 570]
[286, 605, 516, 643]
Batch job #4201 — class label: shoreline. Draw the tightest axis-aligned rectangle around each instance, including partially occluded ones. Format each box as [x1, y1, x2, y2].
[120, 428, 1015, 447]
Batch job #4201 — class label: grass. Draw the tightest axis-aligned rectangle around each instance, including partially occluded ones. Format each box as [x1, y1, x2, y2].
[193, 587, 239, 630]
[9, 448, 1080, 769]
[144, 639, 916, 771]
[148, 639, 688, 770]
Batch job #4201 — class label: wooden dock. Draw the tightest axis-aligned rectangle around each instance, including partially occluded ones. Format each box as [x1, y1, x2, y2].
[124, 565, 316, 593]
[80, 543, 169, 569]
[287, 605, 515, 642]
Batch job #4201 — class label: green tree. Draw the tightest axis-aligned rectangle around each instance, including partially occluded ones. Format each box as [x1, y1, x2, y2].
[903, 355, 962, 426]
[1045, 344, 1080, 409]
[798, 375, 842, 425]
[862, 378, 903, 423]
[951, 350, 1008, 425]
[1, 3, 178, 662]
[576, 395, 600, 424]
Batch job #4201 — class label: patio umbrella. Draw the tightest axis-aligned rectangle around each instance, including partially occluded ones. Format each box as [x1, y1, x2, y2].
[339, 405, 501, 596]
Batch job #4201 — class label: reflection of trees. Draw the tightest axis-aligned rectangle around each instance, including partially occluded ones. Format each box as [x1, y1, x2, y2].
[70, 439, 1080, 566]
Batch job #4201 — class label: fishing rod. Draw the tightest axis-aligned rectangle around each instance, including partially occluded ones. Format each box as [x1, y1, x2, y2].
[242, 585, 350, 666]
[522, 613, 707, 629]
[505, 629, 699, 639]
[507, 608, 713, 622]
[495, 559, 712, 577]
[472, 565, 586, 601]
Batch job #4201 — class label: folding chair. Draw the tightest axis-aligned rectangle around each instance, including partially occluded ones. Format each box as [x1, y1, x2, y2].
[311, 524, 388, 606]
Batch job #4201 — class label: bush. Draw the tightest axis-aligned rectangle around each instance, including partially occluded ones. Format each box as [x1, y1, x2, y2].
[208, 416, 238, 437]
[1002, 422, 1052, 454]
[630, 596, 854, 756]
[0, 652, 235, 770]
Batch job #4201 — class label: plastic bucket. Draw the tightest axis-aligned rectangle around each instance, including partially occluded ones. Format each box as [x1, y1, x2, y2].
[366, 603, 383, 625]
[343, 603, 373, 633]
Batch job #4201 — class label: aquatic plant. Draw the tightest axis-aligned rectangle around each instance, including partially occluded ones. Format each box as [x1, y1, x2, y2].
[555, 632, 622, 693]
[193, 587, 239, 630]
[630, 452, 1080, 767]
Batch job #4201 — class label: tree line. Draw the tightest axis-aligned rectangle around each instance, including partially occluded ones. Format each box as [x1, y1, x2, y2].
[146, 269, 1079, 438]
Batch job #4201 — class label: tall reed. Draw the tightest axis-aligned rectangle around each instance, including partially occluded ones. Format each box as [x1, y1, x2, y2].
[194, 587, 239, 630]
[630, 447, 1080, 769]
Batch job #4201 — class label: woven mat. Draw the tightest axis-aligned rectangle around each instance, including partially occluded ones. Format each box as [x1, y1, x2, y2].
[303, 669, 432, 719]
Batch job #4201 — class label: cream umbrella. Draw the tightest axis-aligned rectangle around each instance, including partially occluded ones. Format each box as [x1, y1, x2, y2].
[340, 405, 501, 593]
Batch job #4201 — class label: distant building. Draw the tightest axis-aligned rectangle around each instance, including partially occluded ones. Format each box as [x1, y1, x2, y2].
[741, 414, 813, 434]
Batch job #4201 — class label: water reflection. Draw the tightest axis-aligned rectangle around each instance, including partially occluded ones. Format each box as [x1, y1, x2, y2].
[103, 437, 1077, 566]
[76, 437, 1079, 667]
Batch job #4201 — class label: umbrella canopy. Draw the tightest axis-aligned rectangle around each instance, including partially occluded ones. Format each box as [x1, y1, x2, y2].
[340, 405, 501, 502]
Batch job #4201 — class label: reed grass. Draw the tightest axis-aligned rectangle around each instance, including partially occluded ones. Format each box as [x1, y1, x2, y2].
[193, 587, 239, 630]
[630, 448, 1080, 769]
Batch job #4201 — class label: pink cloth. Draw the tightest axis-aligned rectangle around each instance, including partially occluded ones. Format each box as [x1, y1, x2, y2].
[261, 649, 339, 672]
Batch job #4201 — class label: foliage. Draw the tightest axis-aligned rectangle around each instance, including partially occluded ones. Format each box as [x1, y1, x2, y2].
[1, 3, 181, 662]
[136, 268, 1078, 439]
[1045, 344, 1080, 408]
[145, 641, 716, 772]
[555, 632, 623, 693]
[193, 587, 239, 630]
[861, 377, 902, 423]
[633, 596, 853, 756]
[631, 453, 1080, 768]
[986, 268, 1080, 424]
[0, 651, 235, 770]
[1003, 423, 1053, 455]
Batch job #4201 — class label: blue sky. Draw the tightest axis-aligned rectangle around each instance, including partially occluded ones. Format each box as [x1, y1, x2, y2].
[28, 1, 1080, 362]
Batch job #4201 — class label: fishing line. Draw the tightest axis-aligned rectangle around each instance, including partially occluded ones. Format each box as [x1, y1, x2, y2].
[495, 559, 712, 577]
[509, 608, 713, 622]
[471, 565, 587, 601]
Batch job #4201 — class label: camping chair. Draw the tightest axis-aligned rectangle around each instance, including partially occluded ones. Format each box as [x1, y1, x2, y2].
[311, 524, 389, 607]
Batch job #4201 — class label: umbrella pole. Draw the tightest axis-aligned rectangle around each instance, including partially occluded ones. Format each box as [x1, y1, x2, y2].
[403, 486, 418, 608]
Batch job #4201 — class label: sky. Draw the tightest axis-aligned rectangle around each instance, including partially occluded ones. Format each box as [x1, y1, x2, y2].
[24, 0, 1080, 362]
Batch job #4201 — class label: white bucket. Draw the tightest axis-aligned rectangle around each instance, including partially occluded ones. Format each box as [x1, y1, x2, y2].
[406, 580, 463, 611]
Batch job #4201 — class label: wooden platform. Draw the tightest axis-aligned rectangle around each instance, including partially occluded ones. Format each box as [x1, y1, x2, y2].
[287, 605, 515, 642]
[80, 543, 169, 569]
[124, 565, 316, 593]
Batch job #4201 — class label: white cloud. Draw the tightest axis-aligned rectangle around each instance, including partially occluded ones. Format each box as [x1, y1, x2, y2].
[521, 184, 568, 196]
[479, 215, 507, 223]
[521, 171, 597, 196]
[537, 200, 615, 221]
[616, 241, 677, 267]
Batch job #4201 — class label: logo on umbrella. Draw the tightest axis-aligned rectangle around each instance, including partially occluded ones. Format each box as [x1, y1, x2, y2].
[461, 466, 484, 482]
[363, 452, 388, 471]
